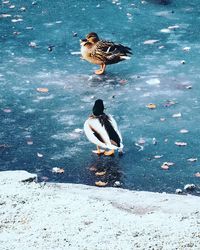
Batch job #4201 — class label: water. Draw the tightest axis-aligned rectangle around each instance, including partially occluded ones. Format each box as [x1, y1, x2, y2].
[1, 0, 200, 194]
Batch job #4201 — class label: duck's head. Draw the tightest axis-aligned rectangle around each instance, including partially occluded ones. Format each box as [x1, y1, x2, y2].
[93, 99, 104, 116]
[86, 32, 100, 44]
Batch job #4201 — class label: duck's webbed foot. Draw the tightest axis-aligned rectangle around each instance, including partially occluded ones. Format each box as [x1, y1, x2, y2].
[95, 64, 106, 75]
[104, 149, 115, 156]
[92, 146, 105, 155]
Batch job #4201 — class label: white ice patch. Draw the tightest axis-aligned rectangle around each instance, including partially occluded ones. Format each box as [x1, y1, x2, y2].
[51, 131, 81, 141]
[51, 147, 82, 160]
[146, 78, 160, 86]
[23, 108, 36, 114]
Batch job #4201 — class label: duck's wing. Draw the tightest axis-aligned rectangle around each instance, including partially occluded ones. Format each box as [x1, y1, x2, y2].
[108, 115, 123, 144]
[101, 115, 123, 148]
[91, 40, 132, 64]
[84, 117, 111, 149]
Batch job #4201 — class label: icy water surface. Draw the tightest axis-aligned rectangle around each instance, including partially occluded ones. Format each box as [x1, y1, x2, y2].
[1, 0, 200, 194]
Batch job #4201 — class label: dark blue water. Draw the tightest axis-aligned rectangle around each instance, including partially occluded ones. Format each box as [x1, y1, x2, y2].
[1, 0, 200, 193]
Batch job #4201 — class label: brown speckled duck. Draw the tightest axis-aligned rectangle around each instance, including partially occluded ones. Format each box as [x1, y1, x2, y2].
[80, 32, 132, 75]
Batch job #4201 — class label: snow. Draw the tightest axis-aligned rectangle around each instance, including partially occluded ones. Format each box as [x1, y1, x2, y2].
[0, 171, 200, 250]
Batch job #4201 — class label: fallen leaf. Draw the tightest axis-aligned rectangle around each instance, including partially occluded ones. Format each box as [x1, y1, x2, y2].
[52, 167, 64, 174]
[89, 166, 97, 172]
[154, 155, 163, 159]
[163, 100, 177, 107]
[160, 118, 166, 122]
[138, 138, 146, 145]
[179, 129, 189, 134]
[160, 28, 171, 33]
[143, 39, 159, 45]
[27, 140, 33, 145]
[146, 103, 156, 109]
[172, 113, 182, 118]
[3, 108, 12, 113]
[187, 158, 197, 162]
[195, 172, 200, 178]
[95, 181, 108, 187]
[168, 25, 180, 30]
[183, 47, 191, 52]
[185, 85, 192, 89]
[37, 152, 43, 158]
[95, 171, 106, 176]
[161, 164, 169, 170]
[175, 142, 187, 147]
[36, 87, 49, 93]
[29, 41, 37, 47]
[119, 79, 127, 84]
[161, 162, 174, 170]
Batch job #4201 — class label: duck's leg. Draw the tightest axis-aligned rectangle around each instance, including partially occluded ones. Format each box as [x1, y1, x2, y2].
[104, 149, 115, 156]
[95, 64, 106, 75]
[92, 146, 105, 155]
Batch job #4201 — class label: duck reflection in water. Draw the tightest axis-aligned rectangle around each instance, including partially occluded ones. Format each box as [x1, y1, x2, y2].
[87, 156, 124, 187]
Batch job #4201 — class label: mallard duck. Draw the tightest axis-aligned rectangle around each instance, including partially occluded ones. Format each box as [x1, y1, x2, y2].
[84, 99, 123, 156]
[80, 32, 132, 75]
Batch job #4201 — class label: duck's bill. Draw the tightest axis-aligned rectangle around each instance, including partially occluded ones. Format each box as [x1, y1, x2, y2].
[80, 38, 87, 45]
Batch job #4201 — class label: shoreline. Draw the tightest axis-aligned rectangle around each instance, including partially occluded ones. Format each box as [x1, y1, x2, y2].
[0, 170, 200, 250]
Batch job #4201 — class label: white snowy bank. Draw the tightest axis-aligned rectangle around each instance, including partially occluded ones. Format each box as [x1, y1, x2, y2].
[0, 171, 199, 250]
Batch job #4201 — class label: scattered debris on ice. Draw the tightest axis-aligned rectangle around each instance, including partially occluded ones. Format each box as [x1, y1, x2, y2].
[187, 158, 197, 162]
[146, 103, 157, 109]
[143, 40, 159, 45]
[52, 167, 65, 174]
[172, 112, 182, 118]
[95, 181, 108, 187]
[175, 189, 183, 194]
[175, 141, 187, 147]
[179, 129, 189, 134]
[184, 184, 196, 191]
[195, 172, 200, 178]
[36, 87, 49, 93]
[161, 162, 174, 170]
[95, 171, 106, 177]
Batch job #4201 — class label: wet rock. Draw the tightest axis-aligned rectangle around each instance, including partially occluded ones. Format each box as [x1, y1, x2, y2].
[175, 189, 183, 194]
[184, 184, 196, 191]
[113, 181, 122, 187]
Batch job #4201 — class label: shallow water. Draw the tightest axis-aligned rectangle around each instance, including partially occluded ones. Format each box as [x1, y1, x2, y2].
[1, 0, 200, 194]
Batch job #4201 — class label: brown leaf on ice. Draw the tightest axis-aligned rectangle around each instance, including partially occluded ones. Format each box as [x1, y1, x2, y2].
[36, 87, 49, 93]
[95, 171, 106, 176]
[95, 181, 108, 187]
[146, 103, 156, 109]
